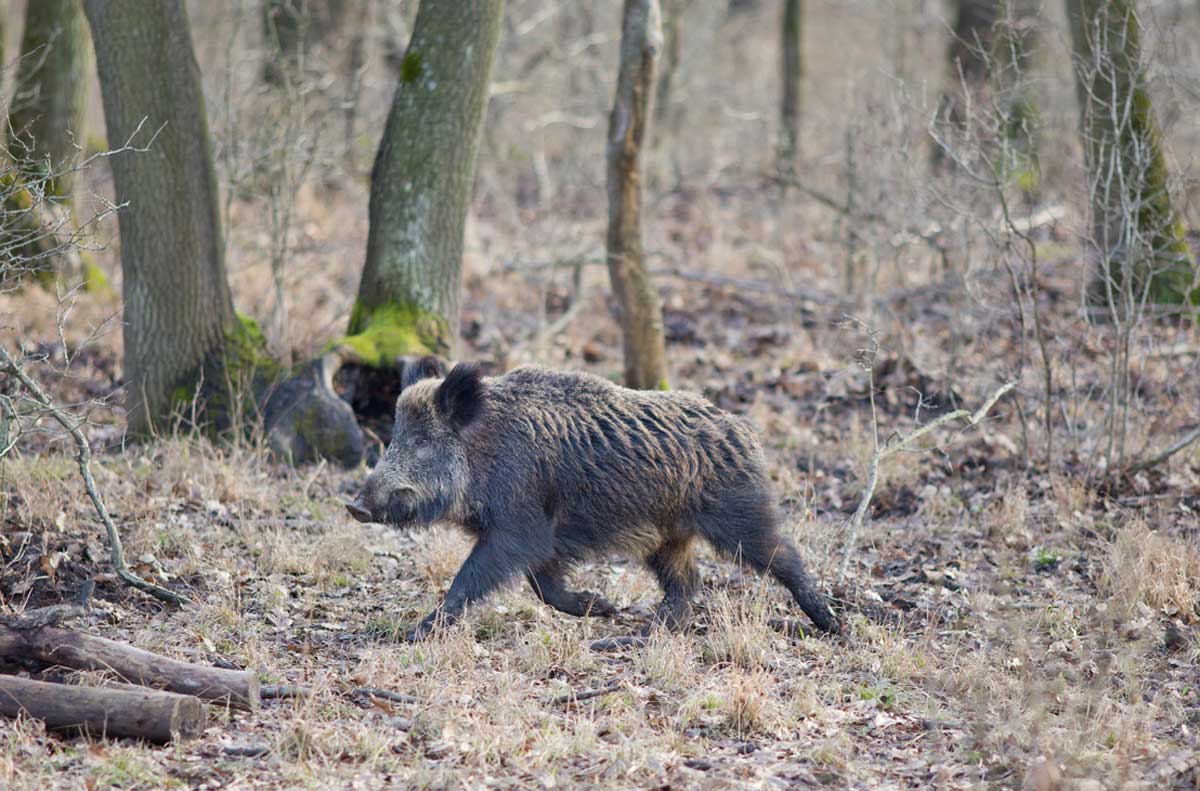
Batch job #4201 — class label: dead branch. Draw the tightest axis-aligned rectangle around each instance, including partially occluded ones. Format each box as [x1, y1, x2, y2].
[546, 679, 622, 705]
[0, 674, 205, 743]
[1125, 425, 1200, 475]
[260, 683, 310, 700]
[589, 635, 648, 651]
[0, 624, 258, 710]
[839, 381, 1016, 581]
[352, 687, 418, 705]
[0, 347, 188, 605]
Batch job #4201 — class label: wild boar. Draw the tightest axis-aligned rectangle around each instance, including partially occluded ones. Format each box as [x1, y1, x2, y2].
[346, 361, 839, 641]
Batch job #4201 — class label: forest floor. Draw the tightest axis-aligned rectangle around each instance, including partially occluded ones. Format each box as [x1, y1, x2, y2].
[3, 179, 1200, 791]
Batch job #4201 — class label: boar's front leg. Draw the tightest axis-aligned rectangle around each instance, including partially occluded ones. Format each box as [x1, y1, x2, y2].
[527, 559, 617, 618]
[406, 533, 535, 642]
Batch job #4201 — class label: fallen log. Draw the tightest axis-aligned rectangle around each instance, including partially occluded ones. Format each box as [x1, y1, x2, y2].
[0, 675, 205, 743]
[0, 625, 259, 711]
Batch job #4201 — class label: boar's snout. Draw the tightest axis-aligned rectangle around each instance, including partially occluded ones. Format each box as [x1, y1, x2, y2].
[345, 499, 373, 523]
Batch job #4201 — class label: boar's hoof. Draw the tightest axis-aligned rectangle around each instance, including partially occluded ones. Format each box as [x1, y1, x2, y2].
[404, 623, 435, 643]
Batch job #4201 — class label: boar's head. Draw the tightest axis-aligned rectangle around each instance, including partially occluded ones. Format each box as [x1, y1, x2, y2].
[346, 361, 483, 529]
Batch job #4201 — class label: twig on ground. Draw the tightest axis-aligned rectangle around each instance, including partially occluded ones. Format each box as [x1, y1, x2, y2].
[220, 744, 271, 757]
[546, 679, 622, 706]
[839, 381, 1016, 582]
[588, 635, 648, 651]
[259, 684, 310, 700]
[0, 347, 188, 606]
[352, 687, 419, 705]
[1125, 425, 1200, 475]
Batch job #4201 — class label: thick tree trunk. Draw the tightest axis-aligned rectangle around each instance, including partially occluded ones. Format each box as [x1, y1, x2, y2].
[9, 0, 90, 197]
[85, 2, 360, 464]
[607, 0, 669, 391]
[0, 675, 205, 743]
[779, 0, 802, 170]
[0, 624, 260, 710]
[85, 0, 241, 436]
[348, 0, 504, 361]
[1066, 0, 1194, 305]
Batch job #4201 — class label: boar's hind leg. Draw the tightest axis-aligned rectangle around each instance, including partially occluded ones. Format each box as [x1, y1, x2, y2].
[527, 560, 617, 617]
[696, 496, 840, 634]
[408, 534, 533, 641]
[646, 535, 700, 630]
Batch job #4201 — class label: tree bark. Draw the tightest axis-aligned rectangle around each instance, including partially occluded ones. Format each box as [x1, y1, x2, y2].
[779, 0, 802, 170]
[83, 0, 362, 464]
[0, 675, 205, 743]
[0, 624, 260, 710]
[996, 0, 1040, 192]
[348, 0, 504, 360]
[8, 0, 90, 197]
[607, 0, 669, 391]
[1066, 0, 1194, 305]
[85, 0, 241, 436]
[654, 0, 686, 130]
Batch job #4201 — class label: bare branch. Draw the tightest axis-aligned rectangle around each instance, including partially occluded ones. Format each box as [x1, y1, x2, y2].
[0, 347, 189, 606]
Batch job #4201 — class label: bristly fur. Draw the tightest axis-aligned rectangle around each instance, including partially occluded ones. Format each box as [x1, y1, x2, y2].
[347, 364, 841, 640]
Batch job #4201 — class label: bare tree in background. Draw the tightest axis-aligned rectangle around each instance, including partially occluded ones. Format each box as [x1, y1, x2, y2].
[995, 0, 1041, 196]
[1066, 0, 1195, 308]
[933, 0, 999, 170]
[347, 0, 504, 360]
[260, 0, 349, 87]
[8, 0, 90, 198]
[779, 0, 802, 171]
[607, 0, 669, 391]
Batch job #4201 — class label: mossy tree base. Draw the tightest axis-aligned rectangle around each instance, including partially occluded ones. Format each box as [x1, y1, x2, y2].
[170, 314, 368, 468]
[263, 355, 364, 467]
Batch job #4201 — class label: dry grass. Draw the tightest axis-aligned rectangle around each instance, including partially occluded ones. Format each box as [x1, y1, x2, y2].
[4, 1, 1200, 789]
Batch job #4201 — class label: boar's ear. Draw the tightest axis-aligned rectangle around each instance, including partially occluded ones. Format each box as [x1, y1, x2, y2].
[435, 363, 484, 431]
[401, 355, 447, 390]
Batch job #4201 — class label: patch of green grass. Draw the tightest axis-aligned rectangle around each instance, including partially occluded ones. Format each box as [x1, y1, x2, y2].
[1032, 546, 1063, 571]
[89, 752, 177, 790]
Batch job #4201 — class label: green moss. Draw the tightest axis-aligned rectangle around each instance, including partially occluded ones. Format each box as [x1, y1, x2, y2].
[657, 376, 671, 391]
[225, 312, 282, 380]
[400, 51, 423, 84]
[171, 385, 192, 408]
[81, 254, 114, 296]
[331, 301, 449, 367]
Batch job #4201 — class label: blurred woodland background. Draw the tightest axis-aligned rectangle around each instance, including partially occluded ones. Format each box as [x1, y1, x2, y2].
[1, 1, 1200, 789]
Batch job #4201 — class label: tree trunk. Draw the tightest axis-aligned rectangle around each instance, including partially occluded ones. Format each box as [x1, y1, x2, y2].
[86, 2, 362, 464]
[0, 675, 205, 743]
[779, 0, 803, 170]
[85, 0, 245, 436]
[8, 0, 90, 197]
[654, 0, 686, 130]
[348, 0, 504, 360]
[607, 0, 669, 391]
[996, 0, 1040, 193]
[932, 0, 999, 169]
[1066, 0, 1195, 305]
